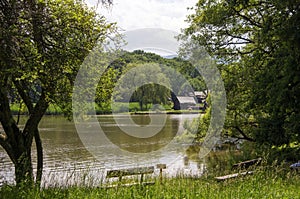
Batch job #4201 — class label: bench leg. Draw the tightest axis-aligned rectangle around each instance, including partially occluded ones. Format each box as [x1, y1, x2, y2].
[159, 168, 163, 184]
[140, 174, 144, 184]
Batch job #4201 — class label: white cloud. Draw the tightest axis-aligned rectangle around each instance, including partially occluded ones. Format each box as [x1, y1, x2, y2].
[87, 0, 197, 33]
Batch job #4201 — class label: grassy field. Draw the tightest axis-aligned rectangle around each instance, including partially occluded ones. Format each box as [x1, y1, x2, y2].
[1, 165, 299, 199]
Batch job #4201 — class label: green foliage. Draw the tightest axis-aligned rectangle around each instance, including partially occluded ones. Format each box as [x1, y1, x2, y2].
[114, 63, 171, 111]
[182, 0, 300, 148]
[0, 0, 115, 185]
[182, 108, 211, 144]
[95, 68, 120, 111]
[109, 50, 207, 93]
[182, 94, 211, 143]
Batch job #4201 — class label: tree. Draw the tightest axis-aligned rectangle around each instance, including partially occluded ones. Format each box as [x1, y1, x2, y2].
[95, 68, 119, 113]
[114, 63, 171, 111]
[0, 0, 114, 186]
[182, 0, 300, 148]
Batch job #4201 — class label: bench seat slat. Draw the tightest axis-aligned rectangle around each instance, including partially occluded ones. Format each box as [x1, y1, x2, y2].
[106, 166, 155, 178]
[215, 171, 254, 181]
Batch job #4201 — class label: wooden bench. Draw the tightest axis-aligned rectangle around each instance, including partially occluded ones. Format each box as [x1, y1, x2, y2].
[215, 158, 261, 181]
[231, 158, 262, 170]
[215, 171, 254, 181]
[105, 166, 155, 187]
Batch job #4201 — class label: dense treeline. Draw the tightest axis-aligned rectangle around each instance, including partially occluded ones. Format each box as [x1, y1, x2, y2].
[181, 0, 300, 159]
[96, 50, 206, 111]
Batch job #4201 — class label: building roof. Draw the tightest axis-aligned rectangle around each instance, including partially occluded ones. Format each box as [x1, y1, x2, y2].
[177, 96, 197, 105]
[194, 90, 208, 98]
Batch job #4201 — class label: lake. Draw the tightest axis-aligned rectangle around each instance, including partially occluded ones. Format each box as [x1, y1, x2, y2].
[0, 114, 207, 187]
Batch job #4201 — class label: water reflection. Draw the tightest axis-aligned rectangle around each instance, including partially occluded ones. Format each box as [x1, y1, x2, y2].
[100, 115, 179, 153]
[0, 114, 202, 187]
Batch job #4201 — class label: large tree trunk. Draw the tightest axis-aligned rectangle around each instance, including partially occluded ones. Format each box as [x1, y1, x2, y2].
[14, 149, 34, 186]
[0, 121, 45, 187]
[2, 123, 46, 187]
[0, 84, 48, 186]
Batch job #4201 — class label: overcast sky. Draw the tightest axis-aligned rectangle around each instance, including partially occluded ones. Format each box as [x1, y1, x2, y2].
[86, 0, 198, 33]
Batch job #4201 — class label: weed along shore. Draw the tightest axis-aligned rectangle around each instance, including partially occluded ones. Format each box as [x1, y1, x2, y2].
[0, 164, 299, 199]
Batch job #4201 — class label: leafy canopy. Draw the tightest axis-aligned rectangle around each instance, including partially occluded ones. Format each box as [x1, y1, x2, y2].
[182, 0, 300, 147]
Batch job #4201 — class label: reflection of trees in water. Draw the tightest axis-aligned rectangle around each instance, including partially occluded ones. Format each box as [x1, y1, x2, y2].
[185, 143, 247, 173]
[100, 115, 180, 153]
[185, 145, 202, 169]
[38, 117, 94, 161]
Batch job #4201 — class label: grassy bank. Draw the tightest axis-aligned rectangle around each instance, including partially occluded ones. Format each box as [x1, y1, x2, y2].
[10, 102, 203, 115]
[10, 103, 64, 115]
[1, 165, 299, 199]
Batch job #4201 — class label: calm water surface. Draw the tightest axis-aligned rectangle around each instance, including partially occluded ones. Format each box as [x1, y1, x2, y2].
[0, 114, 203, 187]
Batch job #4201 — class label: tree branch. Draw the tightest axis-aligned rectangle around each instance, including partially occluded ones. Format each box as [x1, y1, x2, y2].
[0, 85, 19, 150]
[0, 137, 16, 164]
[13, 80, 34, 113]
[23, 90, 49, 145]
[34, 128, 43, 186]
[232, 7, 262, 28]
[234, 126, 255, 142]
[224, 30, 254, 44]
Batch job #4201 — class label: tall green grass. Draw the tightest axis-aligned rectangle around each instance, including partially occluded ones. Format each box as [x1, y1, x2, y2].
[1, 165, 299, 199]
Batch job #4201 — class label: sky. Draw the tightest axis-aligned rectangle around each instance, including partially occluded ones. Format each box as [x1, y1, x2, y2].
[86, 0, 198, 33]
